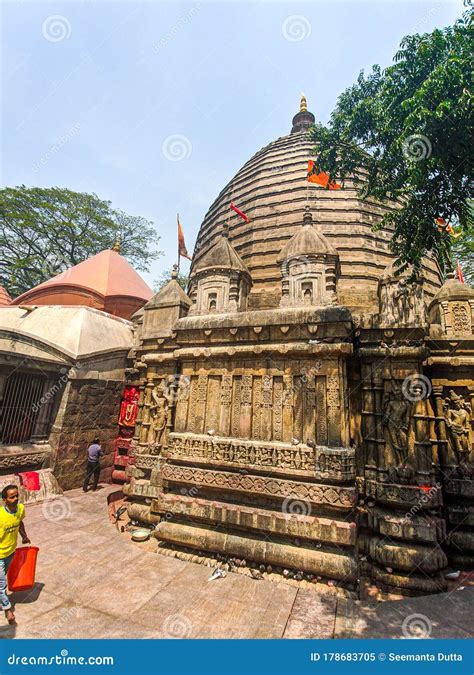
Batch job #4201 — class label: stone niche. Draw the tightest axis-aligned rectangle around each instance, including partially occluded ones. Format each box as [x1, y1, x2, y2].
[278, 210, 339, 308]
[377, 261, 427, 327]
[188, 234, 252, 315]
[428, 274, 474, 337]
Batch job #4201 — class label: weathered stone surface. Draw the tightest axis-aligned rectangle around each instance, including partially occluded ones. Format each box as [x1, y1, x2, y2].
[152, 493, 357, 546]
[369, 537, 448, 573]
[155, 521, 358, 581]
[367, 508, 446, 543]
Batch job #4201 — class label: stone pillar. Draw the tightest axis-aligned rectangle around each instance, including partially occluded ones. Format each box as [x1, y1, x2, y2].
[139, 377, 154, 447]
[413, 396, 433, 484]
[361, 364, 376, 477]
[432, 385, 448, 467]
[372, 370, 386, 480]
[133, 381, 146, 443]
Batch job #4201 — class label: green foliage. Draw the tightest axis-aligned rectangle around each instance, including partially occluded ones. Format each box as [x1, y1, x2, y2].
[452, 200, 474, 284]
[0, 186, 161, 297]
[154, 267, 189, 292]
[310, 10, 473, 278]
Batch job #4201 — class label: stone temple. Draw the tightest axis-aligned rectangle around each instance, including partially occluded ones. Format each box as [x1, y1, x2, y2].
[0, 97, 473, 598]
[124, 97, 474, 597]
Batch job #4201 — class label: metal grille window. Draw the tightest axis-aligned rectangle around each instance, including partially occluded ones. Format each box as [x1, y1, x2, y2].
[0, 372, 63, 444]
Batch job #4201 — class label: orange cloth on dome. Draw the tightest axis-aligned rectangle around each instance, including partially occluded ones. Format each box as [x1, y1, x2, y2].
[307, 160, 341, 190]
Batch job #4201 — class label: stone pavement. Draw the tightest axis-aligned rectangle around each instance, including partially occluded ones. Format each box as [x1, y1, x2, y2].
[0, 485, 472, 640]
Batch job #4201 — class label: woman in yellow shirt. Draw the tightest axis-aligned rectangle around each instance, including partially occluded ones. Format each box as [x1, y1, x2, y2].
[0, 484, 30, 623]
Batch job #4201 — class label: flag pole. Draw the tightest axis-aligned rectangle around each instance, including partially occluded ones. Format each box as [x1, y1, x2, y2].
[177, 212, 180, 274]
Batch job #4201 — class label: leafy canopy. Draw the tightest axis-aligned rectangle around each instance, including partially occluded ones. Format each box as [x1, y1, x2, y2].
[0, 186, 161, 297]
[310, 10, 473, 278]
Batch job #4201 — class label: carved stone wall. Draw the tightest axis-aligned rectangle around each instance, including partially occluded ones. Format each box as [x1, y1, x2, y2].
[173, 359, 347, 447]
[125, 203, 473, 598]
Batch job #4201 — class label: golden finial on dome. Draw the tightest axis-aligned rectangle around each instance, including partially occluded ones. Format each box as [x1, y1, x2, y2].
[112, 236, 121, 253]
[300, 92, 307, 113]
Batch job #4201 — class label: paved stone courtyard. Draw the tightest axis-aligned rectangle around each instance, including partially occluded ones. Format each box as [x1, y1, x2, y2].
[0, 486, 472, 640]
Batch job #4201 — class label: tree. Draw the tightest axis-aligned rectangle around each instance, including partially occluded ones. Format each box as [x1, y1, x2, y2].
[0, 186, 161, 297]
[154, 267, 189, 292]
[310, 9, 473, 278]
[452, 201, 474, 284]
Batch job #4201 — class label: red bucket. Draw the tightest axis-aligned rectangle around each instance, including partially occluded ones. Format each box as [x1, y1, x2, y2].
[7, 546, 39, 592]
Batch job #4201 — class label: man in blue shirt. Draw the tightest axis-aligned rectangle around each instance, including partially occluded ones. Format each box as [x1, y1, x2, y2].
[82, 438, 103, 492]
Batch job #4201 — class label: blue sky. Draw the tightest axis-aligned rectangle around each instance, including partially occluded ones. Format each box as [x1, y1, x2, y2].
[1, 0, 464, 287]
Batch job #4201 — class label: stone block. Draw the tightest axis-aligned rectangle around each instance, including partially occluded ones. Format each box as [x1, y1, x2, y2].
[369, 536, 447, 574]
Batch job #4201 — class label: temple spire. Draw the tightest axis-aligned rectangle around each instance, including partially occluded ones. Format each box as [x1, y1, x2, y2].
[300, 92, 307, 112]
[291, 93, 315, 134]
[112, 237, 121, 253]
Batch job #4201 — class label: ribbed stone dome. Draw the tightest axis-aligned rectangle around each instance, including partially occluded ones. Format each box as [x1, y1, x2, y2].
[192, 99, 441, 311]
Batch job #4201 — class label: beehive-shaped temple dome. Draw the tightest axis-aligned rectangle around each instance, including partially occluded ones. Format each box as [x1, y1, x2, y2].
[191, 96, 441, 312]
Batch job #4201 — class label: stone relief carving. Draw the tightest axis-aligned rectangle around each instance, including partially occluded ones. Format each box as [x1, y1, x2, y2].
[378, 278, 426, 327]
[147, 387, 168, 450]
[167, 433, 315, 473]
[382, 384, 410, 468]
[444, 390, 472, 466]
[451, 302, 471, 335]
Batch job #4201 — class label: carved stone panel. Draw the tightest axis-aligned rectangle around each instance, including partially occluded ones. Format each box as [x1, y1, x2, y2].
[327, 375, 341, 446]
[316, 377, 328, 445]
[219, 374, 233, 436]
[161, 462, 357, 509]
[273, 378, 283, 441]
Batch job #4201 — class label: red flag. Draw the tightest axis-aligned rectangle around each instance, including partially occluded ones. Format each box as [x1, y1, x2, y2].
[456, 260, 465, 284]
[230, 202, 250, 223]
[307, 160, 341, 190]
[177, 215, 192, 260]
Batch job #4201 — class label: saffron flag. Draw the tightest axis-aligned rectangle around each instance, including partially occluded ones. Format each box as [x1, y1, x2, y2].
[307, 160, 341, 190]
[436, 217, 461, 239]
[456, 260, 465, 284]
[230, 202, 250, 223]
[177, 215, 192, 260]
